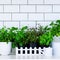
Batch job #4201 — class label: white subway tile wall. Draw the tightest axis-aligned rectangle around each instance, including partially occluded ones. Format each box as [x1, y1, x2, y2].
[37, 5, 52, 12]
[29, 13, 43, 20]
[0, 22, 3, 28]
[20, 21, 36, 28]
[0, 0, 60, 28]
[28, 0, 43, 4]
[12, 13, 28, 21]
[4, 22, 19, 28]
[45, 0, 60, 4]
[12, 0, 27, 4]
[0, 0, 11, 4]
[45, 13, 60, 21]
[4, 5, 19, 12]
[53, 5, 60, 12]
[20, 5, 35, 12]
[0, 5, 3, 12]
[0, 13, 11, 21]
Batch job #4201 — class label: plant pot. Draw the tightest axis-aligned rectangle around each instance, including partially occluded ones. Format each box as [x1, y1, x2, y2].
[44, 47, 52, 56]
[16, 47, 41, 55]
[52, 36, 60, 56]
[40, 47, 44, 55]
[52, 42, 60, 56]
[53, 36, 60, 42]
[0, 42, 11, 55]
[11, 48, 16, 55]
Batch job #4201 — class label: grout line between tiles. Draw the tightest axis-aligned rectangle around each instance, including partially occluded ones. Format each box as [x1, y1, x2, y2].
[3, 4, 4, 13]
[0, 4, 60, 5]
[43, 13, 45, 21]
[3, 21, 4, 26]
[19, 4, 20, 12]
[19, 21, 20, 28]
[11, 13, 12, 21]
[43, 0, 45, 4]
[11, 0, 12, 4]
[27, 13, 29, 20]
[27, 0, 28, 5]
[0, 20, 56, 22]
[35, 5, 37, 12]
[52, 4, 53, 13]
[1, 12, 60, 14]
[0, 4, 59, 5]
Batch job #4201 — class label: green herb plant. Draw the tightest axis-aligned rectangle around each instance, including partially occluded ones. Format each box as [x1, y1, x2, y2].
[26, 28, 37, 44]
[0, 27, 16, 43]
[50, 20, 60, 37]
[39, 31, 53, 47]
[8, 27, 18, 48]
[13, 26, 28, 48]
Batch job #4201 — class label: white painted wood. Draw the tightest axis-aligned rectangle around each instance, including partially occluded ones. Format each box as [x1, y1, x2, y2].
[44, 47, 52, 56]
[16, 47, 42, 56]
[52, 36, 60, 57]
[0, 42, 11, 55]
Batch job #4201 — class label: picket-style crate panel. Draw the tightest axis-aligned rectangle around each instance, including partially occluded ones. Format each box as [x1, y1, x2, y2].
[16, 47, 45, 55]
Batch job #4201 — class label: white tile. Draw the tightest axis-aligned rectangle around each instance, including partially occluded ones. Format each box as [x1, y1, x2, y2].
[45, 0, 60, 4]
[37, 21, 51, 28]
[12, 13, 27, 21]
[28, 0, 43, 4]
[4, 5, 19, 12]
[53, 5, 60, 12]
[12, 0, 27, 4]
[37, 5, 52, 12]
[0, 22, 3, 28]
[0, 13, 11, 21]
[0, 5, 3, 12]
[37, 22, 45, 27]
[4, 22, 19, 28]
[20, 21, 36, 28]
[20, 5, 35, 12]
[0, 0, 11, 4]
[29, 13, 43, 20]
[44, 22, 51, 26]
[45, 13, 60, 21]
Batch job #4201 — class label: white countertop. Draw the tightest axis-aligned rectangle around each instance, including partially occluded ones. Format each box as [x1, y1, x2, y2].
[0, 55, 60, 60]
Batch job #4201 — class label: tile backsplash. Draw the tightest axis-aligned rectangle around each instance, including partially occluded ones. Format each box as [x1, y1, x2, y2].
[0, 0, 60, 28]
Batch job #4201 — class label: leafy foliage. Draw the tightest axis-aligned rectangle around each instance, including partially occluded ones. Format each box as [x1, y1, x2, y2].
[0, 20, 60, 48]
[26, 28, 37, 44]
[39, 31, 53, 47]
[24, 25, 47, 47]
[39, 20, 60, 47]
[8, 27, 18, 48]
[0, 27, 8, 42]
[13, 26, 28, 47]
[50, 20, 60, 36]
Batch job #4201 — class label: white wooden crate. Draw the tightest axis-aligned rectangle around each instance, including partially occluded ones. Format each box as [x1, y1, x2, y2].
[16, 47, 44, 56]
